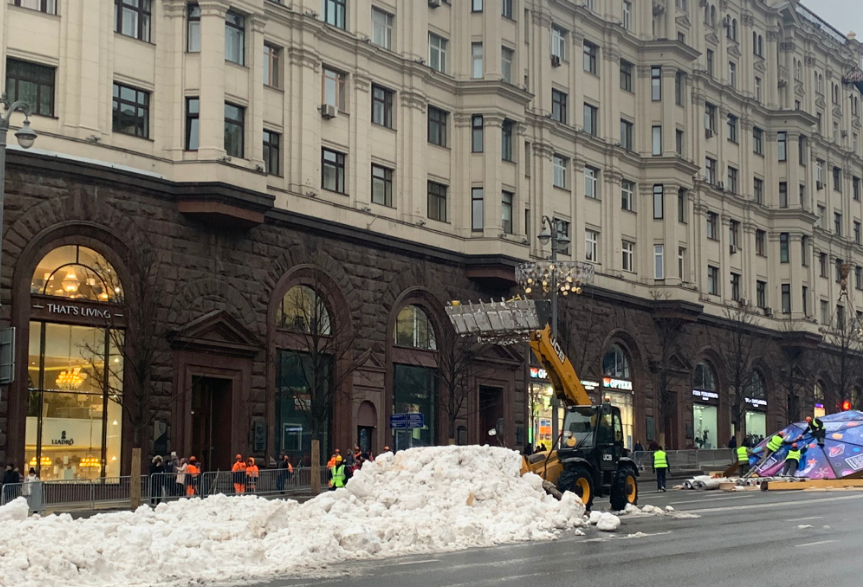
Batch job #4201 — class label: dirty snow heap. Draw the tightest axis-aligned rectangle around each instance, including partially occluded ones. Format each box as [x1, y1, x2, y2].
[0, 445, 585, 587]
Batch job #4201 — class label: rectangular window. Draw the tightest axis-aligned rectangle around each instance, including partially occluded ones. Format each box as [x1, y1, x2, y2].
[264, 43, 280, 88]
[371, 85, 394, 128]
[502, 191, 513, 234]
[185, 97, 199, 150]
[622, 241, 634, 272]
[622, 1, 632, 30]
[799, 135, 807, 165]
[323, 0, 346, 29]
[727, 167, 738, 194]
[833, 167, 842, 192]
[781, 284, 791, 314]
[12, 0, 57, 14]
[583, 42, 597, 74]
[729, 220, 740, 249]
[856, 221, 861, 245]
[471, 115, 484, 153]
[654, 245, 665, 279]
[225, 10, 245, 65]
[501, 47, 514, 84]
[552, 90, 567, 124]
[779, 182, 788, 208]
[620, 60, 633, 92]
[371, 164, 393, 207]
[705, 103, 716, 133]
[802, 286, 808, 316]
[584, 103, 598, 136]
[676, 129, 684, 155]
[706, 49, 714, 76]
[857, 266, 863, 290]
[372, 7, 394, 50]
[678, 189, 687, 223]
[502, 120, 514, 161]
[799, 184, 806, 207]
[221, 102, 245, 158]
[471, 43, 484, 79]
[652, 126, 662, 155]
[585, 230, 598, 262]
[835, 212, 843, 236]
[817, 160, 824, 187]
[755, 76, 762, 103]
[778, 131, 787, 161]
[705, 157, 716, 185]
[728, 61, 736, 88]
[834, 122, 840, 143]
[836, 258, 844, 283]
[756, 229, 766, 256]
[584, 166, 598, 199]
[754, 177, 764, 204]
[706, 211, 718, 240]
[321, 148, 346, 193]
[427, 181, 447, 222]
[553, 154, 567, 188]
[821, 300, 830, 325]
[429, 33, 448, 73]
[428, 106, 448, 146]
[855, 177, 861, 201]
[187, 3, 201, 52]
[753, 127, 763, 154]
[322, 67, 346, 111]
[651, 66, 662, 101]
[757, 281, 767, 309]
[780, 232, 789, 263]
[471, 188, 484, 231]
[653, 185, 664, 219]
[263, 130, 280, 176]
[801, 237, 809, 267]
[727, 114, 738, 142]
[555, 219, 571, 255]
[502, 0, 513, 18]
[817, 113, 823, 134]
[620, 119, 634, 151]
[112, 82, 149, 139]
[552, 26, 567, 60]
[472, 0, 483, 11]
[678, 247, 686, 280]
[707, 266, 719, 296]
[4, 58, 55, 117]
[675, 70, 684, 106]
[115, 0, 151, 42]
[621, 180, 635, 211]
[820, 252, 827, 278]
[731, 273, 741, 302]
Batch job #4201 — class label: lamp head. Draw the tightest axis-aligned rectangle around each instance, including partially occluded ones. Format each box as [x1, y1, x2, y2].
[15, 119, 37, 149]
[537, 225, 552, 245]
[557, 232, 571, 246]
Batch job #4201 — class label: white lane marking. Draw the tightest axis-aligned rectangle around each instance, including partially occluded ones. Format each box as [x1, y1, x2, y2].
[796, 540, 838, 548]
[669, 494, 756, 505]
[685, 494, 863, 514]
[392, 559, 440, 566]
[786, 516, 822, 522]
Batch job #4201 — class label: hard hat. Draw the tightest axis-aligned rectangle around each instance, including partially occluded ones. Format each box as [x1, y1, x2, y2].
[335, 456, 343, 463]
[806, 416, 812, 423]
[778, 432, 785, 437]
[792, 443, 798, 449]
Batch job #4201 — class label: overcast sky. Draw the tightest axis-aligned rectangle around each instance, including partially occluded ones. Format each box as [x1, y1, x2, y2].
[801, 0, 863, 38]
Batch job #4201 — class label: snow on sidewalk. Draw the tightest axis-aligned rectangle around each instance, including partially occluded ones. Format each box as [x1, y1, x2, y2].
[0, 445, 586, 587]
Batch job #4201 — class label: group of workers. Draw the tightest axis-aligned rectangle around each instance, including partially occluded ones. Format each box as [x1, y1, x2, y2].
[326, 445, 387, 490]
[230, 455, 263, 493]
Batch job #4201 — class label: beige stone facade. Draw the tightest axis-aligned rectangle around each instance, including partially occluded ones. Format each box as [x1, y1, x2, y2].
[3, 0, 863, 327]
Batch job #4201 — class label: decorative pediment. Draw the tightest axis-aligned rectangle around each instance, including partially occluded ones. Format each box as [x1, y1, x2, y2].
[816, 95, 827, 108]
[705, 32, 719, 45]
[753, 58, 766, 73]
[833, 106, 843, 119]
[676, 14, 691, 28]
[795, 80, 806, 97]
[168, 310, 261, 356]
[728, 44, 741, 58]
[853, 117, 861, 130]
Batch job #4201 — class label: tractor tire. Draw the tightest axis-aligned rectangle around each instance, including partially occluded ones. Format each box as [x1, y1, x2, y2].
[610, 466, 639, 511]
[558, 465, 594, 510]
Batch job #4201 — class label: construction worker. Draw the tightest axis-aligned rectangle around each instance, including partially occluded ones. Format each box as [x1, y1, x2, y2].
[186, 456, 200, 496]
[231, 454, 246, 494]
[805, 416, 826, 447]
[326, 449, 341, 470]
[653, 446, 669, 492]
[736, 443, 751, 476]
[782, 442, 807, 476]
[245, 457, 259, 493]
[329, 456, 346, 491]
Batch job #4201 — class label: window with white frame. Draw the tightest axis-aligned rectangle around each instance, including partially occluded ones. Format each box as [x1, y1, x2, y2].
[372, 7, 394, 50]
[622, 240, 634, 272]
[553, 154, 568, 188]
[501, 47, 514, 84]
[678, 247, 686, 280]
[652, 126, 662, 155]
[552, 26, 567, 60]
[585, 230, 598, 262]
[471, 43, 483, 78]
[621, 179, 635, 211]
[429, 33, 448, 73]
[654, 245, 664, 279]
[653, 185, 663, 219]
[623, 1, 632, 31]
[585, 166, 598, 198]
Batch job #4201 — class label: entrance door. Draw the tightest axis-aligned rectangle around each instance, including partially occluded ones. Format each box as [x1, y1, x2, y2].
[357, 426, 374, 453]
[479, 386, 505, 445]
[191, 377, 233, 471]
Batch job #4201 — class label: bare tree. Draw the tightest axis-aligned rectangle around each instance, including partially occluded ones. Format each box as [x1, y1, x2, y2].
[275, 269, 368, 493]
[820, 305, 863, 412]
[719, 305, 761, 445]
[649, 290, 691, 449]
[777, 319, 818, 424]
[556, 290, 606, 380]
[434, 332, 486, 444]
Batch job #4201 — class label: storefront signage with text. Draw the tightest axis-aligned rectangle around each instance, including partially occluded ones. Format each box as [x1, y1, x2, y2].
[692, 389, 719, 401]
[46, 302, 112, 320]
[602, 377, 633, 391]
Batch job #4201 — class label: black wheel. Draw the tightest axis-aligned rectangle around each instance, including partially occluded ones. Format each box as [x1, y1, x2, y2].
[558, 465, 594, 509]
[610, 466, 638, 511]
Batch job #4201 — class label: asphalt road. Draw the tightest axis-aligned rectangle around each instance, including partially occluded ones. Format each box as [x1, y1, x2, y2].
[254, 488, 863, 587]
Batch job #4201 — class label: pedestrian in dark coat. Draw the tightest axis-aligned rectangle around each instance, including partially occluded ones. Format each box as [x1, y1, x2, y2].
[149, 456, 165, 505]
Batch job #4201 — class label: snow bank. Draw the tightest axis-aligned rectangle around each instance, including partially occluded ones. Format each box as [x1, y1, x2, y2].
[0, 446, 586, 587]
[619, 504, 700, 520]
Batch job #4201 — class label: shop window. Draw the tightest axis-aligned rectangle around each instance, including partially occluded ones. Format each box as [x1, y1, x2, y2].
[275, 349, 333, 465]
[394, 305, 437, 350]
[30, 245, 121, 302]
[602, 344, 631, 379]
[277, 285, 331, 335]
[392, 364, 436, 450]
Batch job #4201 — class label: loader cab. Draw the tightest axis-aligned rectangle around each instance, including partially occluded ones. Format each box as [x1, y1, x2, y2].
[561, 403, 625, 469]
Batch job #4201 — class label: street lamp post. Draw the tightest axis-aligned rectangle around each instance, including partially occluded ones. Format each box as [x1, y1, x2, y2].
[0, 94, 38, 391]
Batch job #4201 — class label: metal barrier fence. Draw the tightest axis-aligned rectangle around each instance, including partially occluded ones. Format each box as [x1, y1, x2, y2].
[1, 467, 332, 512]
[632, 449, 736, 474]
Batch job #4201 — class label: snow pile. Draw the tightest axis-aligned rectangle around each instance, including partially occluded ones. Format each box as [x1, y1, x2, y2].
[0, 445, 586, 587]
[595, 512, 621, 532]
[619, 503, 700, 520]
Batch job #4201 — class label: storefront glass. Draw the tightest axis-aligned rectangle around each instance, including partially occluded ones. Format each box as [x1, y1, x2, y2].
[529, 380, 561, 449]
[602, 345, 634, 449]
[25, 321, 123, 479]
[392, 364, 436, 450]
[693, 404, 718, 449]
[604, 391, 633, 449]
[745, 412, 766, 443]
[275, 349, 332, 466]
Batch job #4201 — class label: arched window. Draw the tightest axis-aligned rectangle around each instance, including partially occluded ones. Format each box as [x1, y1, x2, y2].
[814, 380, 825, 401]
[30, 245, 120, 302]
[394, 305, 437, 350]
[602, 344, 631, 379]
[747, 370, 767, 399]
[278, 285, 331, 335]
[694, 361, 717, 391]
[710, 6, 716, 27]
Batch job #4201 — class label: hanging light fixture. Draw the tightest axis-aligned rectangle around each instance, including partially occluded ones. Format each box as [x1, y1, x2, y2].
[61, 269, 80, 294]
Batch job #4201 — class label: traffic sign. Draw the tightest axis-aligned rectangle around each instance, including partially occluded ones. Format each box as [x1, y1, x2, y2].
[390, 413, 425, 429]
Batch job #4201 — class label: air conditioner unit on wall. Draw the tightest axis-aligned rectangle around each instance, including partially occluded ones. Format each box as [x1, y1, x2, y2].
[428, 0, 442, 7]
[705, 128, 714, 139]
[552, 55, 561, 67]
[817, 181, 824, 190]
[321, 104, 338, 119]
[764, 307, 774, 317]
[730, 244, 738, 254]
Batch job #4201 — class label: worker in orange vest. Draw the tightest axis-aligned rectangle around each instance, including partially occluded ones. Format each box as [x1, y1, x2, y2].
[327, 449, 341, 470]
[245, 457, 259, 493]
[231, 454, 246, 494]
[186, 456, 200, 496]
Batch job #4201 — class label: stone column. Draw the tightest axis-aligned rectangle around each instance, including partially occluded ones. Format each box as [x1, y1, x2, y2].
[198, 1, 229, 159]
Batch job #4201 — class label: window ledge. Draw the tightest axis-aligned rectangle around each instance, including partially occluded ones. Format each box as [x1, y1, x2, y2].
[114, 31, 155, 47]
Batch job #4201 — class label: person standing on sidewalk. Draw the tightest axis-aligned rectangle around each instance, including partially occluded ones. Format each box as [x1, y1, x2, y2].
[175, 458, 188, 497]
[654, 446, 669, 492]
[149, 456, 165, 505]
[245, 457, 259, 493]
[231, 454, 246, 494]
[329, 456, 346, 491]
[21, 468, 41, 514]
[276, 455, 293, 493]
[736, 443, 751, 476]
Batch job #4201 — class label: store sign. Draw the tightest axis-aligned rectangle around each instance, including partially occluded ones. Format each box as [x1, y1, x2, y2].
[46, 302, 112, 320]
[602, 377, 633, 391]
[581, 380, 601, 391]
[530, 367, 547, 379]
[692, 389, 719, 401]
[745, 397, 767, 408]
[51, 431, 75, 446]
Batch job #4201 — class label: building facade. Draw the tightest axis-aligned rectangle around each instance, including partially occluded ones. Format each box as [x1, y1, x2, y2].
[2, 0, 863, 477]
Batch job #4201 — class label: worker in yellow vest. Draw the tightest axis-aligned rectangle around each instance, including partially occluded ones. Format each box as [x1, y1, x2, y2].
[736, 444, 751, 476]
[654, 446, 669, 492]
[782, 443, 807, 477]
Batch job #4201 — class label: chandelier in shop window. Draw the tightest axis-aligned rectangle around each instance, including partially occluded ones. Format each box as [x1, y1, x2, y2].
[56, 366, 88, 390]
